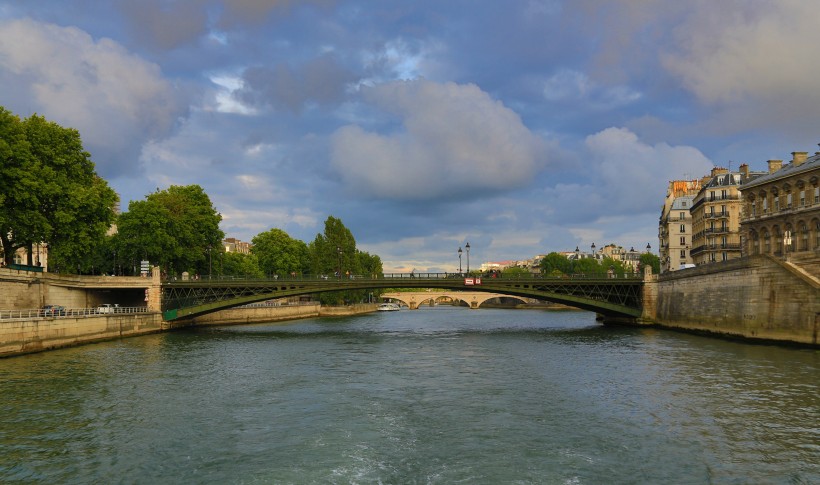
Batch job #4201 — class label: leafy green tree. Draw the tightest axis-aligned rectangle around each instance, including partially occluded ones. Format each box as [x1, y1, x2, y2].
[252, 228, 310, 276]
[539, 252, 571, 275]
[356, 250, 383, 278]
[308, 216, 371, 304]
[501, 266, 530, 277]
[573, 257, 604, 276]
[0, 108, 117, 272]
[222, 252, 263, 278]
[639, 252, 660, 275]
[113, 185, 224, 276]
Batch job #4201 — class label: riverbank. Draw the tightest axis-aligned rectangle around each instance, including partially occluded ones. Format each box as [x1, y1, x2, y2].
[0, 303, 379, 358]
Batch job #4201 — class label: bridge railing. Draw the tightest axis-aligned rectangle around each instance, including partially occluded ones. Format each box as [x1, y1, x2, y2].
[162, 272, 643, 282]
[0, 307, 150, 320]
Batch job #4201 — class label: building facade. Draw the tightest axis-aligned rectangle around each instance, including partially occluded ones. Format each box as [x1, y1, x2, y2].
[690, 165, 765, 266]
[739, 150, 820, 258]
[658, 180, 700, 272]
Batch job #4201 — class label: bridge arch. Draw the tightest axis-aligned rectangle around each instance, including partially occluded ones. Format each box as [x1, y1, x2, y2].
[382, 291, 530, 309]
[161, 274, 644, 322]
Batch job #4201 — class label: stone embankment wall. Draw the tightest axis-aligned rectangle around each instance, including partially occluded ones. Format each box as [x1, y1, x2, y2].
[1, 313, 165, 357]
[655, 254, 819, 345]
[186, 304, 321, 326]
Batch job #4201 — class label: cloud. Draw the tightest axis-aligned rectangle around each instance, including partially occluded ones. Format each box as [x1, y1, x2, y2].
[0, 18, 187, 177]
[584, 127, 713, 212]
[543, 69, 641, 109]
[330, 79, 547, 200]
[237, 54, 358, 112]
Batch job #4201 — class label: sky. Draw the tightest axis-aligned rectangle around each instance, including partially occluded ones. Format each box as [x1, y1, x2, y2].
[1, 0, 818, 272]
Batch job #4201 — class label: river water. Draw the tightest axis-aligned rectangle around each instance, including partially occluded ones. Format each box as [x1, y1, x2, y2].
[1, 307, 818, 484]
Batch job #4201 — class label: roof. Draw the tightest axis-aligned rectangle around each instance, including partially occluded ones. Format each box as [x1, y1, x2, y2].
[741, 152, 820, 190]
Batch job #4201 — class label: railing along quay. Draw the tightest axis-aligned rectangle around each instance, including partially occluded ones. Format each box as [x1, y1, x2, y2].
[0, 307, 149, 320]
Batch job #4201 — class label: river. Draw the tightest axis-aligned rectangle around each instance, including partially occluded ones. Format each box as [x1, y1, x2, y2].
[1, 307, 817, 484]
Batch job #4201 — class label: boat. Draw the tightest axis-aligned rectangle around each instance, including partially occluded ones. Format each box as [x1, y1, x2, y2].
[377, 303, 401, 311]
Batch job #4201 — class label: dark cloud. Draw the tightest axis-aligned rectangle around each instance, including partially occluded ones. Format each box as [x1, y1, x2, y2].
[237, 54, 359, 112]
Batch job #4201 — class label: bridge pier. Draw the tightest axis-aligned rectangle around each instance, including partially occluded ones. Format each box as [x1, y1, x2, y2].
[638, 266, 658, 325]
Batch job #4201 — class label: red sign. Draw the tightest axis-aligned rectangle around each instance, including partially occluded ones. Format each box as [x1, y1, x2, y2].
[464, 277, 482, 286]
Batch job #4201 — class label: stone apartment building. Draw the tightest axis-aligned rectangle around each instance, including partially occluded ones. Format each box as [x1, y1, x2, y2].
[739, 149, 820, 261]
[690, 165, 766, 265]
[223, 237, 252, 254]
[658, 179, 701, 272]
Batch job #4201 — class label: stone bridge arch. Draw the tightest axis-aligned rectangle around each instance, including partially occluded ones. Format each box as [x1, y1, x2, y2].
[381, 291, 529, 309]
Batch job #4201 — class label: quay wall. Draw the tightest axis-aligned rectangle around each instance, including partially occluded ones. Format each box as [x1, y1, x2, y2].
[0, 313, 165, 357]
[186, 304, 321, 326]
[655, 255, 819, 345]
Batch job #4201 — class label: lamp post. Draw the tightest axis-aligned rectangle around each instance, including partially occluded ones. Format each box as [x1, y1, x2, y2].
[646, 243, 651, 253]
[590, 242, 596, 259]
[337, 246, 342, 279]
[784, 230, 792, 259]
[465, 242, 470, 273]
[207, 245, 212, 278]
[458, 246, 463, 273]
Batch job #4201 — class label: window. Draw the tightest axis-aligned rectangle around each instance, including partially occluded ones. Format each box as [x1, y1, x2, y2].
[800, 190, 805, 207]
[722, 252, 728, 261]
[751, 203, 756, 217]
[774, 196, 780, 211]
[763, 198, 769, 213]
[815, 187, 819, 204]
[679, 212, 686, 220]
[680, 249, 686, 258]
[787, 193, 793, 208]
[682, 201, 687, 208]
[680, 224, 686, 233]
[721, 204, 726, 215]
[710, 191, 715, 201]
[680, 236, 686, 245]
[721, 189, 727, 200]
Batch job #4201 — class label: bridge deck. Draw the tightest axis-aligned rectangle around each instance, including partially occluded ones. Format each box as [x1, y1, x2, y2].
[161, 274, 644, 321]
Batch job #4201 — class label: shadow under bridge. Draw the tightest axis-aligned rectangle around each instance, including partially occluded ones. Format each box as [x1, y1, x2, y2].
[160, 274, 645, 321]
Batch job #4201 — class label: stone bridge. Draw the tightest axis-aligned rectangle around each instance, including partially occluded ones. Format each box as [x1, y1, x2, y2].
[381, 291, 529, 309]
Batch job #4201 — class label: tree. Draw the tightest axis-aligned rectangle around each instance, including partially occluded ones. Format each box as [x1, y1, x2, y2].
[539, 252, 571, 275]
[113, 185, 224, 276]
[639, 253, 660, 275]
[501, 266, 530, 277]
[222, 252, 263, 278]
[252, 228, 310, 276]
[308, 216, 370, 304]
[0, 108, 117, 271]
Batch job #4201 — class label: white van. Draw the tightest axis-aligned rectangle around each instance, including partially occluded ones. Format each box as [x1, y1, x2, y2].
[96, 303, 120, 314]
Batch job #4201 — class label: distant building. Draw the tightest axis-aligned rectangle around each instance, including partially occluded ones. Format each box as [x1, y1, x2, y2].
[658, 179, 701, 273]
[739, 149, 820, 258]
[690, 165, 766, 266]
[223, 237, 252, 254]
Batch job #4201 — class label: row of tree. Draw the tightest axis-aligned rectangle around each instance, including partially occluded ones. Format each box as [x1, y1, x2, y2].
[539, 251, 660, 276]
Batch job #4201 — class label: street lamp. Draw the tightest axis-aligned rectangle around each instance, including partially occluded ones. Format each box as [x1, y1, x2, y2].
[646, 243, 651, 253]
[337, 246, 342, 279]
[458, 246, 463, 273]
[207, 245, 212, 278]
[465, 242, 470, 273]
[591, 242, 596, 259]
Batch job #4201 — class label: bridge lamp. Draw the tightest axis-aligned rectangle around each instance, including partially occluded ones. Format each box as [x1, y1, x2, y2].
[591, 242, 596, 259]
[458, 246, 463, 273]
[465, 242, 470, 273]
[337, 246, 342, 279]
[646, 243, 651, 253]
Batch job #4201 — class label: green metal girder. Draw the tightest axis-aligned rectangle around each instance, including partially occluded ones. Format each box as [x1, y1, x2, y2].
[161, 276, 644, 321]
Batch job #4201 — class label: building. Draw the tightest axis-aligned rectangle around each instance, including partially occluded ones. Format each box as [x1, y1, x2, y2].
[739, 149, 820, 259]
[658, 179, 701, 273]
[223, 237, 252, 254]
[690, 165, 765, 266]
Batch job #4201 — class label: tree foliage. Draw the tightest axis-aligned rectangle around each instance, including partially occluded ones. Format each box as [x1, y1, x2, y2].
[639, 253, 660, 275]
[221, 252, 263, 278]
[252, 228, 309, 276]
[112, 185, 224, 276]
[0, 108, 117, 272]
[307, 216, 383, 304]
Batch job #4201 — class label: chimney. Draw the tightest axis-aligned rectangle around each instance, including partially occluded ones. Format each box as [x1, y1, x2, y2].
[711, 167, 728, 177]
[767, 159, 782, 174]
[739, 163, 749, 178]
[791, 151, 808, 167]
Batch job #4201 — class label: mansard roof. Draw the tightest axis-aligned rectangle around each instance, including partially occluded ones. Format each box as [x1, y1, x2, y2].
[741, 151, 820, 190]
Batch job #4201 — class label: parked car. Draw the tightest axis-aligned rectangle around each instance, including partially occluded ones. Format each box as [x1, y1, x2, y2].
[41, 304, 66, 316]
[96, 304, 120, 314]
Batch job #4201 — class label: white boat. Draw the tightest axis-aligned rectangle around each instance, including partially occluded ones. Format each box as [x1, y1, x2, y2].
[377, 303, 400, 311]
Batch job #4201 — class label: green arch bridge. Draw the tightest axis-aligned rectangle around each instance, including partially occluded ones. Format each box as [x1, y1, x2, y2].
[161, 273, 649, 323]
